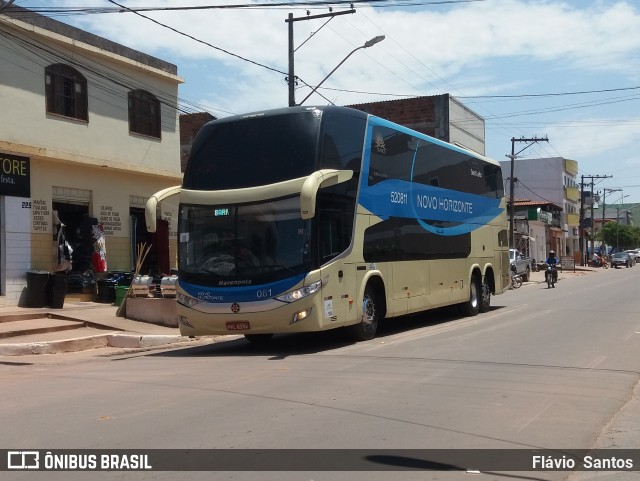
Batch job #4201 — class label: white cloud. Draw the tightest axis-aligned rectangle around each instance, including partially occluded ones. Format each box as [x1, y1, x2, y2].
[68, 0, 640, 102]
[26, 0, 640, 199]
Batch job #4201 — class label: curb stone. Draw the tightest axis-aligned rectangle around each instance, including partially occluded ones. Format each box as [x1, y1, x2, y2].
[0, 333, 186, 356]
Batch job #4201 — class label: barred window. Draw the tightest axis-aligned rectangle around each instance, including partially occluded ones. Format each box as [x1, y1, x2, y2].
[128, 90, 161, 139]
[45, 64, 88, 121]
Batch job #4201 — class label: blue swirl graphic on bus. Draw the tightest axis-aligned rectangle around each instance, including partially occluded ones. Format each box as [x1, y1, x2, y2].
[359, 179, 503, 236]
[181, 275, 306, 303]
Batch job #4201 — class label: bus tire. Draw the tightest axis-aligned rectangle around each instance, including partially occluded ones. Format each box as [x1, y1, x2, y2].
[244, 333, 274, 345]
[460, 276, 481, 317]
[347, 286, 380, 342]
[479, 281, 491, 313]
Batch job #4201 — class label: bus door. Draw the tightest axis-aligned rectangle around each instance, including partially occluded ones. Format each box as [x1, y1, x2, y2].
[386, 263, 408, 317]
[406, 260, 430, 312]
[429, 260, 456, 305]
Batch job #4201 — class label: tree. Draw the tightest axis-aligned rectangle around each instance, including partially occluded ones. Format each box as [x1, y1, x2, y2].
[601, 221, 640, 251]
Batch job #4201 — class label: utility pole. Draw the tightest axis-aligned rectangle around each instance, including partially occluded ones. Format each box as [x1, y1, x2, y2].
[579, 174, 611, 265]
[601, 188, 621, 256]
[506, 136, 549, 251]
[286, 9, 355, 107]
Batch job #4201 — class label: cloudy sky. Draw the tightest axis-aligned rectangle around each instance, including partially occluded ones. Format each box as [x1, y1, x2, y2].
[17, 0, 640, 203]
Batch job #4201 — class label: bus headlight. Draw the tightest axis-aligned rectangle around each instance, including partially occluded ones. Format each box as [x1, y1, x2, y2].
[291, 307, 312, 325]
[275, 279, 322, 303]
[177, 292, 200, 308]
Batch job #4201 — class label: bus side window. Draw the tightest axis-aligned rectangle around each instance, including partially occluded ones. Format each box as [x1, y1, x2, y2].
[319, 211, 345, 262]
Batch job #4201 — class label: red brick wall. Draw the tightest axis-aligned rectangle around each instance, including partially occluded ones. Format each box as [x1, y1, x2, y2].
[179, 112, 215, 172]
[348, 96, 445, 140]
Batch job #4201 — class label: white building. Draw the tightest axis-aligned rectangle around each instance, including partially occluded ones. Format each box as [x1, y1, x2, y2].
[0, 6, 183, 305]
[500, 157, 580, 258]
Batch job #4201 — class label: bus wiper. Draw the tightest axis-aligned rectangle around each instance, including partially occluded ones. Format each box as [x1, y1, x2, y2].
[261, 264, 297, 273]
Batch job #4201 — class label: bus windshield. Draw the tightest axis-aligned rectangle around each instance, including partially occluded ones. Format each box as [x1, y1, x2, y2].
[183, 111, 321, 190]
[179, 196, 312, 286]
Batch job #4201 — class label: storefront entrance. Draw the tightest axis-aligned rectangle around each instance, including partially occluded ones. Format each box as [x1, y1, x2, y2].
[130, 207, 169, 276]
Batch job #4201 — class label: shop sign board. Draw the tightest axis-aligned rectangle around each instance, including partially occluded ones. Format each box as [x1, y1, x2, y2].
[0, 152, 30, 198]
[560, 255, 575, 271]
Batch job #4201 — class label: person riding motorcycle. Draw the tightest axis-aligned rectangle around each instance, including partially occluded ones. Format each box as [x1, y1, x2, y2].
[546, 250, 559, 283]
[592, 252, 603, 267]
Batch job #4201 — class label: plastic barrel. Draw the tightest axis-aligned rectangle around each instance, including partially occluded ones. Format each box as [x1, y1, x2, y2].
[114, 285, 128, 306]
[96, 279, 116, 303]
[26, 270, 50, 308]
[48, 273, 67, 309]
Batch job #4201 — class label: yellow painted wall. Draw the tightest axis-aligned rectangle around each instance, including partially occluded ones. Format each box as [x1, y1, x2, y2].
[28, 156, 180, 274]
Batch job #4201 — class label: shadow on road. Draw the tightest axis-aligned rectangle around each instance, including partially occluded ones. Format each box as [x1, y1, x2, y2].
[140, 305, 506, 360]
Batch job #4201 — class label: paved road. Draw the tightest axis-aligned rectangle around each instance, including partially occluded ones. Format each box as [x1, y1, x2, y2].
[1, 266, 639, 481]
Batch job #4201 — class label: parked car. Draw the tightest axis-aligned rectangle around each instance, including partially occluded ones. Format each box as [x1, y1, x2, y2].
[611, 252, 632, 268]
[626, 250, 639, 265]
[509, 248, 531, 282]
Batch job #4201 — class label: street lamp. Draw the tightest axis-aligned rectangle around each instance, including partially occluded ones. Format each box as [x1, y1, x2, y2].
[298, 35, 385, 106]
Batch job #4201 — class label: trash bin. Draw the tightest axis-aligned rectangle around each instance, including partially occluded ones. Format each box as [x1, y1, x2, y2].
[96, 279, 116, 303]
[26, 270, 50, 308]
[47, 273, 67, 309]
[116, 272, 133, 286]
[114, 285, 129, 306]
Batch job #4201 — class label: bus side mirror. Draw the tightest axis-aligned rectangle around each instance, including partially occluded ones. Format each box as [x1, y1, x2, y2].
[300, 169, 353, 220]
[145, 185, 182, 233]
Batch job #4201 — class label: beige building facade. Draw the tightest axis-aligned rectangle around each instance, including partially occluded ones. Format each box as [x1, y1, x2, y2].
[0, 6, 182, 305]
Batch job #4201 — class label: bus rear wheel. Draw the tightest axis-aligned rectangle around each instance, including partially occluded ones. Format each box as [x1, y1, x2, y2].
[347, 287, 380, 342]
[460, 277, 481, 317]
[479, 281, 491, 313]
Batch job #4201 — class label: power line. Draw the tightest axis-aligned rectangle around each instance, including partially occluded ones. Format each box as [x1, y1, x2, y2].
[105, 0, 287, 77]
[458, 86, 640, 99]
[15, 1, 486, 16]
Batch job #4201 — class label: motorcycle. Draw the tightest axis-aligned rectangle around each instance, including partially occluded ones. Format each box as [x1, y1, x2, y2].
[545, 264, 558, 288]
[510, 271, 522, 289]
[588, 257, 609, 268]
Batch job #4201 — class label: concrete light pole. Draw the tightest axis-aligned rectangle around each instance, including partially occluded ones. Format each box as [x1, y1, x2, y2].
[601, 188, 621, 255]
[506, 136, 548, 251]
[616, 194, 629, 252]
[286, 9, 355, 107]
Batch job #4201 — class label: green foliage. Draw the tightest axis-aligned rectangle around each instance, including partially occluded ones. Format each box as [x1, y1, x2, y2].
[602, 221, 640, 250]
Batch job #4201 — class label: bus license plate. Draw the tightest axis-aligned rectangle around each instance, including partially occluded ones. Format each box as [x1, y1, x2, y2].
[226, 321, 250, 331]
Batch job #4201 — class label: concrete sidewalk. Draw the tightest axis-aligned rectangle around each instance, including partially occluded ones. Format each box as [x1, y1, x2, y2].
[0, 299, 186, 356]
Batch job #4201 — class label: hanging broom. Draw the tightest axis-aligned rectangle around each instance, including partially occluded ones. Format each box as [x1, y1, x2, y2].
[116, 242, 152, 318]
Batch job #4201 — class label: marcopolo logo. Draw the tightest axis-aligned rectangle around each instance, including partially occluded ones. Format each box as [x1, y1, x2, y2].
[8, 451, 39, 469]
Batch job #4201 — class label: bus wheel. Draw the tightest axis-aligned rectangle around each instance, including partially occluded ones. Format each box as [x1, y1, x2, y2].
[460, 277, 481, 317]
[479, 281, 491, 313]
[244, 334, 274, 345]
[347, 287, 380, 342]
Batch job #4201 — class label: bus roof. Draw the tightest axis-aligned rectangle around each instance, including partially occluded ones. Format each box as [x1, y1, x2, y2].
[202, 105, 498, 167]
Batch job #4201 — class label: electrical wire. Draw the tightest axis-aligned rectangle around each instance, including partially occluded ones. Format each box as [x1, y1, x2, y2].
[10, 3, 639, 201]
[15, 1, 486, 16]
[105, 0, 287, 77]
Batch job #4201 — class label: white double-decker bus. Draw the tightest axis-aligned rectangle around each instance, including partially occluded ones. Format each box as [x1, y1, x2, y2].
[146, 106, 509, 343]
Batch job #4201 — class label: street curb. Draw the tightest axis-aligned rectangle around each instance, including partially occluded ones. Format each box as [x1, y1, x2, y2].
[107, 334, 185, 349]
[0, 333, 185, 356]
